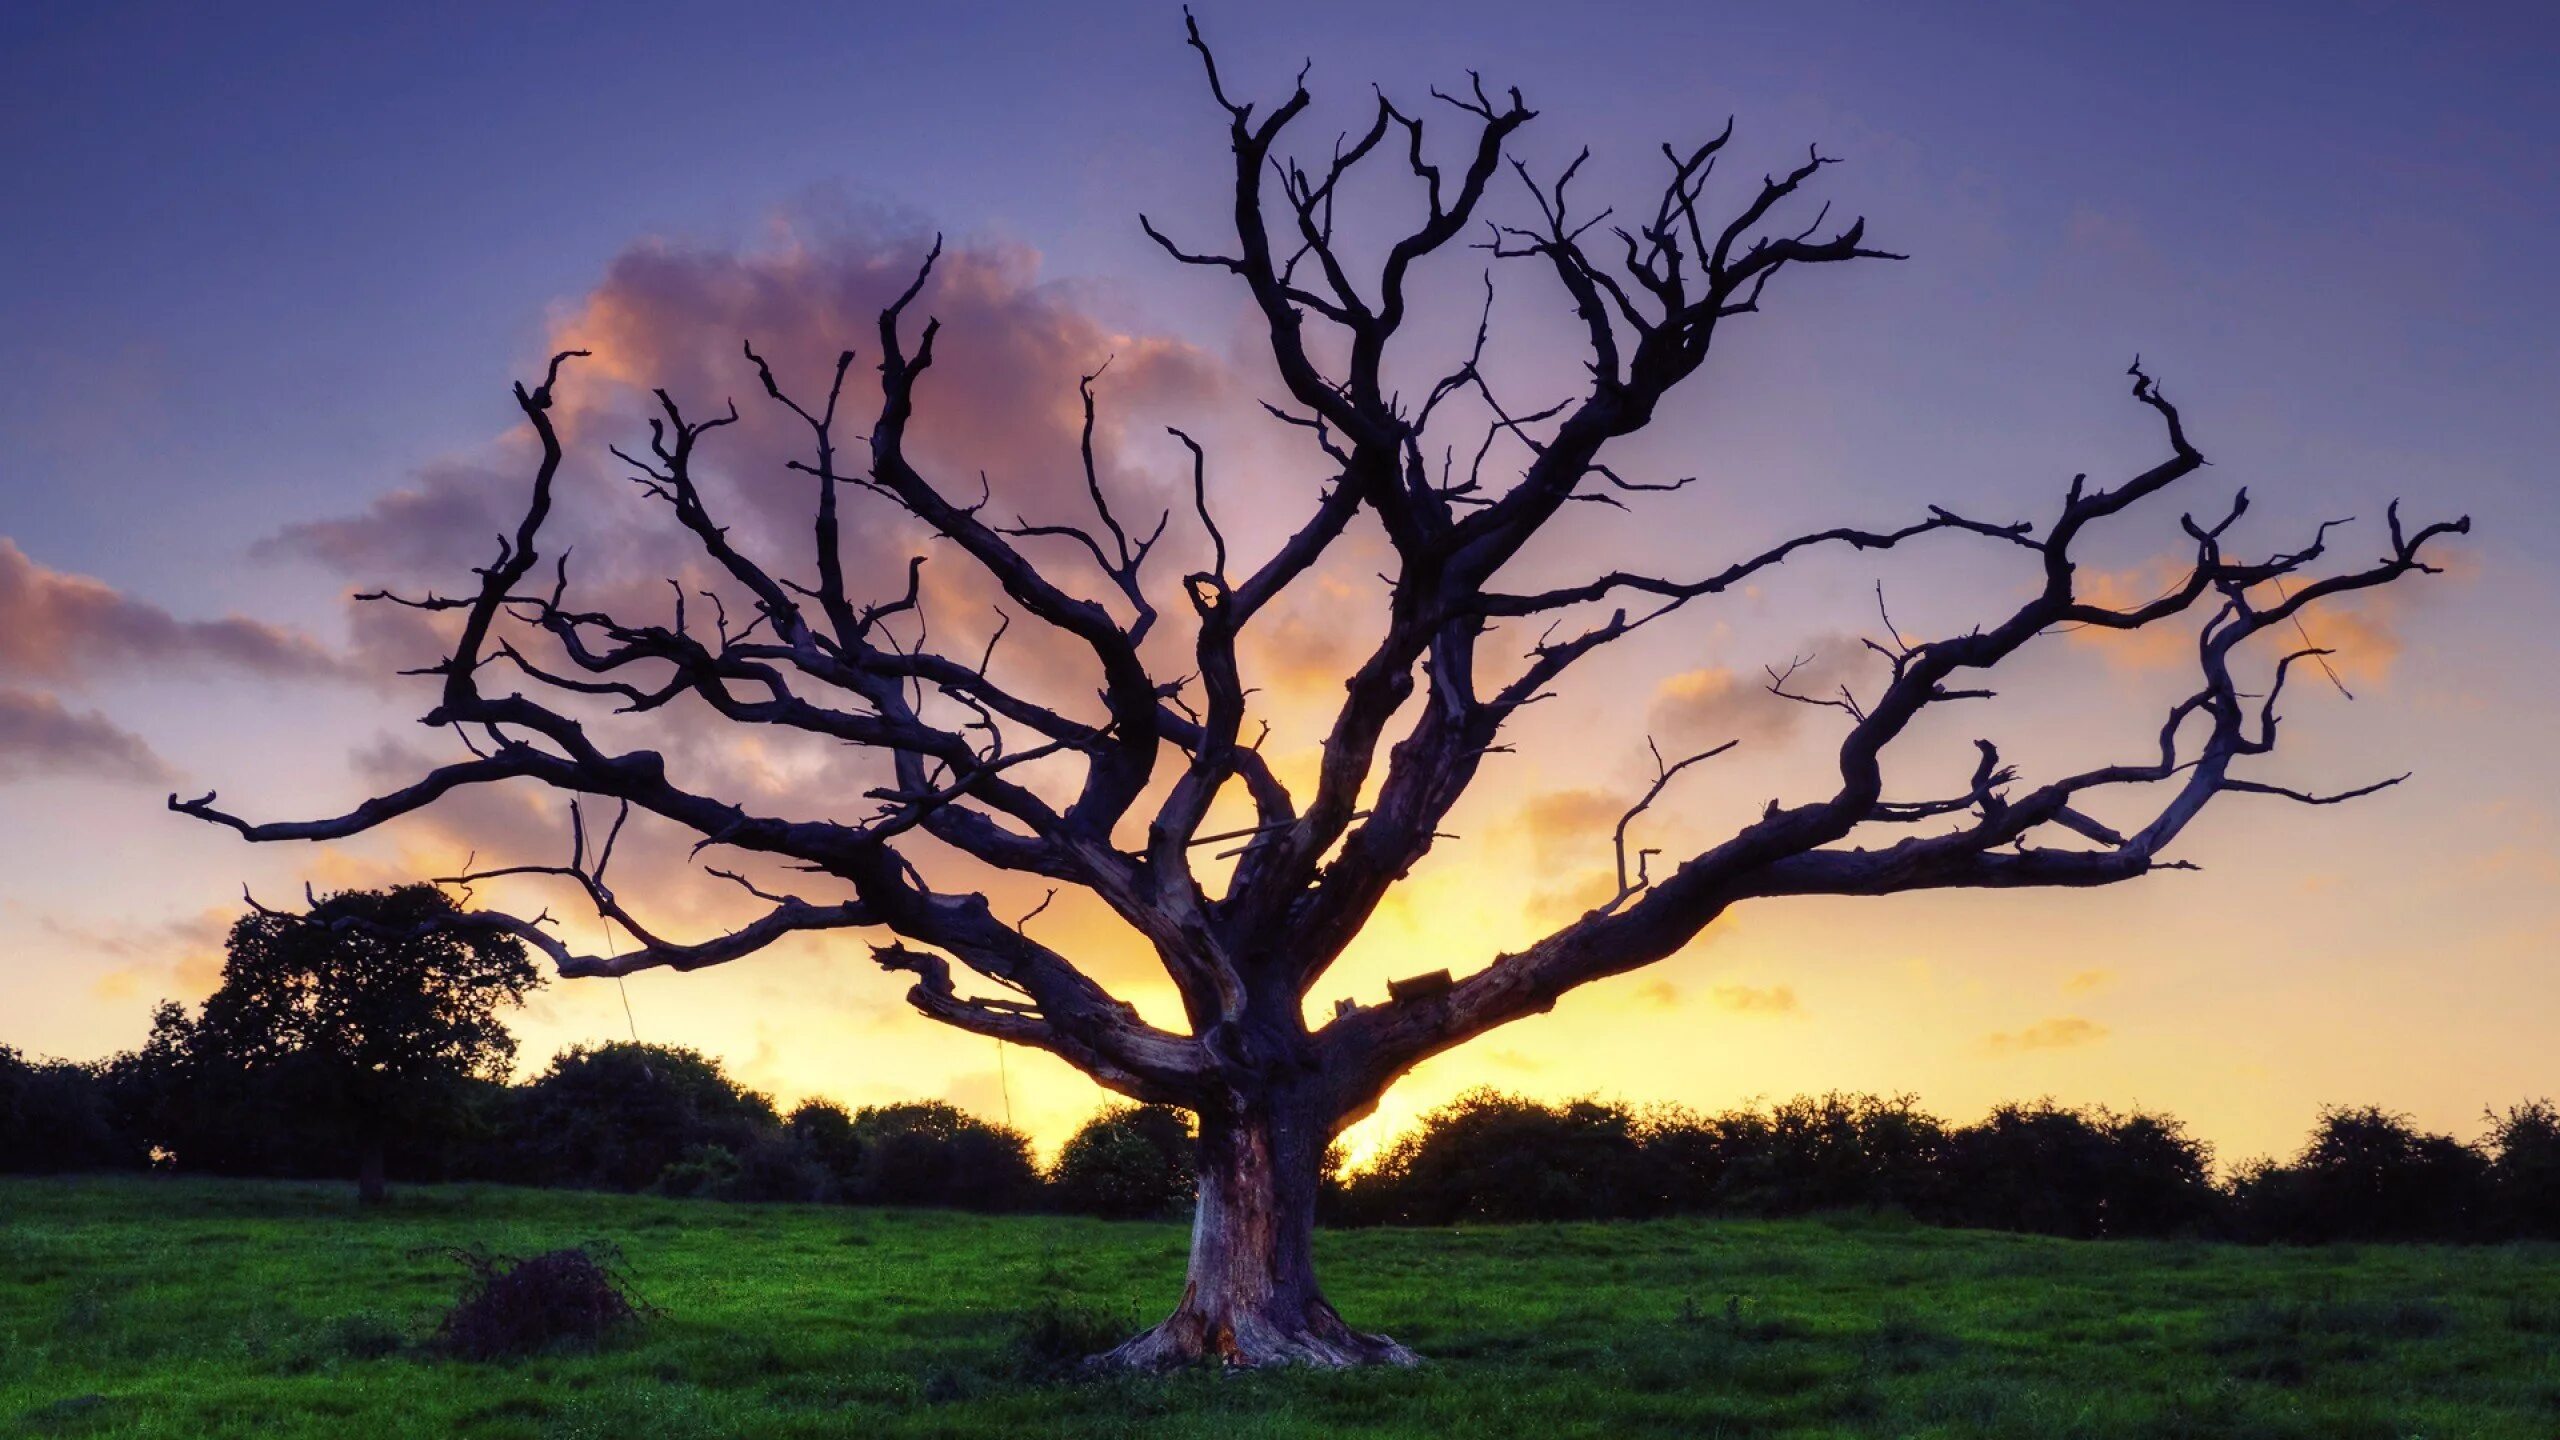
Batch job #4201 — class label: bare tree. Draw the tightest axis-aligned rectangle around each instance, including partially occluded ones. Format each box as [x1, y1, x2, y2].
[176, 14, 2464, 1367]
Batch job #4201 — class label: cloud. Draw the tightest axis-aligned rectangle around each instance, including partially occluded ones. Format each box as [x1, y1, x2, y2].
[1708, 983, 1800, 1016]
[1524, 867, 1618, 928]
[2061, 969, 2113, 996]
[1647, 643, 1865, 750]
[1636, 979, 1680, 1009]
[0, 537, 343, 685]
[1982, 1016, 2109, 1054]
[31, 906, 235, 1003]
[1520, 787, 1625, 865]
[2069, 556, 2430, 690]
[253, 457, 523, 578]
[260, 215, 1225, 601]
[0, 687, 175, 785]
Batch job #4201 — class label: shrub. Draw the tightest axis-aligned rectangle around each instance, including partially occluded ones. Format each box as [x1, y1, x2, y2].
[1010, 1296, 1139, 1377]
[1343, 1089, 1654, 1224]
[844, 1101, 1040, 1210]
[2485, 1100, 2560, 1240]
[648, 1144, 742, 1199]
[1714, 1092, 1948, 1216]
[1935, 1102, 2218, 1237]
[2229, 1105, 2493, 1242]
[727, 1131, 829, 1203]
[0, 1047, 136, 1173]
[1050, 1105, 1195, 1219]
[434, 1244, 650, 1361]
[783, 1100, 867, 1200]
[495, 1043, 778, 1191]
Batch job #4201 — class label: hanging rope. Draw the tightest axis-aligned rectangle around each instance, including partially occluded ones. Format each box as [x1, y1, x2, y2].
[996, 1036, 1014, 1129]
[2269, 575, 2354, 700]
[602, 917, 640, 1044]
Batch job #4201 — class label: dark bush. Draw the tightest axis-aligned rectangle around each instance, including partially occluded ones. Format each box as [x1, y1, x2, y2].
[494, 1043, 778, 1191]
[1049, 1105, 1194, 1219]
[2229, 1105, 2493, 1242]
[1342, 1089, 1654, 1224]
[648, 1143, 742, 1199]
[434, 1243, 649, 1361]
[1935, 1102, 2219, 1237]
[1713, 1092, 1948, 1216]
[2485, 1100, 2560, 1240]
[844, 1101, 1040, 1210]
[726, 1130, 830, 1203]
[0, 1047, 136, 1173]
[1631, 1103, 1727, 1212]
[783, 1100, 867, 1200]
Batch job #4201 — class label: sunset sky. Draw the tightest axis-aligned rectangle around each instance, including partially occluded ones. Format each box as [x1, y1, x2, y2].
[3, 1, 2554, 1169]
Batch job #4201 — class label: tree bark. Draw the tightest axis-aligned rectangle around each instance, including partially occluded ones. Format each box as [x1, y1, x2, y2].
[356, 1136, 387, 1207]
[1097, 1101, 1415, 1370]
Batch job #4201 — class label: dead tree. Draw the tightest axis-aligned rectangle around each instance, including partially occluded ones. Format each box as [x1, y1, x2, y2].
[176, 14, 2464, 1368]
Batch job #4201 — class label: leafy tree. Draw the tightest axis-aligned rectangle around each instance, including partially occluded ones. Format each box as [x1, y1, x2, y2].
[2229, 1105, 2493, 1242]
[1715, 1093, 1948, 1216]
[496, 1042, 776, 1192]
[782, 1099, 867, 1200]
[1936, 1102, 2217, 1238]
[1051, 1104, 1196, 1219]
[189, 885, 539, 1202]
[0, 1046, 135, 1173]
[2485, 1100, 2560, 1240]
[844, 1101, 1039, 1210]
[1346, 1089, 1652, 1224]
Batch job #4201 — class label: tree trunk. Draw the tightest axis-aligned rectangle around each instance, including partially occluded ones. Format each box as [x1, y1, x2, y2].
[356, 1136, 387, 1207]
[1097, 1101, 1415, 1370]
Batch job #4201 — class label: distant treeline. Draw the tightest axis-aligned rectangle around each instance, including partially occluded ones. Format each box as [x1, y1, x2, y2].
[5, 1038, 2554, 1242]
[1332, 1088, 2560, 1244]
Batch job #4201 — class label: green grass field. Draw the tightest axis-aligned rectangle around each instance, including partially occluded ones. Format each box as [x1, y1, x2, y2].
[4, 1178, 2557, 1438]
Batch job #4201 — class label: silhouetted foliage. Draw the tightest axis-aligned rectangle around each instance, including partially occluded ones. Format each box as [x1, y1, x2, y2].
[495, 1042, 777, 1192]
[1933, 1102, 2218, 1237]
[843, 1101, 1039, 1211]
[35, 987, 2560, 1244]
[2484, 1100, 2560, 1240]
[0, 1047, 134, 1173]
[434, 1243, 649, 1360]
[100, 893, 538, 1200]
[2227, 1105, 2495, 1243]
[647, 1143, 744, 1199]
[1049, 1105, 1196, 1219]
[1342, 1089, 1655, 1224]
[782, 1100, 867, 1200]
[1337, 1091, 2205, 1233]
[1714, 1092, 1948, 1216]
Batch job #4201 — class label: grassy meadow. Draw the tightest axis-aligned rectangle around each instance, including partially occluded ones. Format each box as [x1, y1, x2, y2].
[4, 1177, 2558, 1438]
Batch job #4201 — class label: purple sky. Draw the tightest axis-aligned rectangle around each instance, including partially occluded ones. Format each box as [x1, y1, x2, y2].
[3, 1, 2554, 1163]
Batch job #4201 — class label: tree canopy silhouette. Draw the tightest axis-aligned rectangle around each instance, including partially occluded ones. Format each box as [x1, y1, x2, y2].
[175, 11, 2465, 1364]
[187, 884, 540, 1203]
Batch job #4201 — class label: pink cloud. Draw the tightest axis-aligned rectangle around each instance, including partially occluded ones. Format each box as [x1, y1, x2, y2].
[261, 218, 1226, 605]
[0, 687, 174, 785]
[0, 537, 343, 685]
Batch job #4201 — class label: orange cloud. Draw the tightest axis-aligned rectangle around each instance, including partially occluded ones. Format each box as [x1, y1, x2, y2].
[2068, 554, 2430, 691]
[1648, 643, 1864, 749]
[2061, 969, 2113, 996]
[45, 907, 235, 1005]
[1708, 983, 1800, 1016]
[1521, 788, 1625, 862]
[1982, 1016, 2109, 1054]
